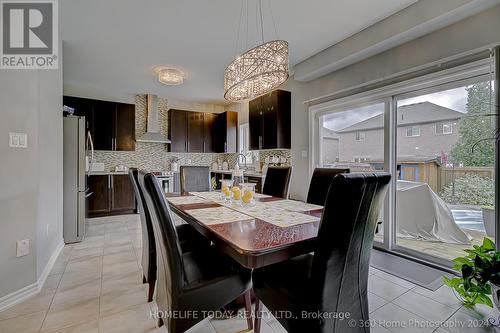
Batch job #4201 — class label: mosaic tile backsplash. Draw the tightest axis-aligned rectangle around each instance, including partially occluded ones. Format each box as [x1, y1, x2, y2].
[94, 94, 291, 172]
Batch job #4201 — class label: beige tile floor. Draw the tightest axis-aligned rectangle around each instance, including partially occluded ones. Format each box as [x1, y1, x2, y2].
[0, 214, 499, 333]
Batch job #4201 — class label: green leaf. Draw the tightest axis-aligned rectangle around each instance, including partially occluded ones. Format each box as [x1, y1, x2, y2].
[483, 238, 496, 251]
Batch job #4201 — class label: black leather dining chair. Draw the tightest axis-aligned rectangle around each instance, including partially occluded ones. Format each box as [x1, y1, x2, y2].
[262, 166, 292, 198]
[128, 168, 209, 302]
[252, 172, 391, 333]
[139, 171, 253, 333]
[306, 168, 350, 206]
[179, 166, 211, 193]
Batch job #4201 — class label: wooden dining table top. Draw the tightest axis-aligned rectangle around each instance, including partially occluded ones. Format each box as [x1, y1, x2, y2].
[164, 192, 323, 269]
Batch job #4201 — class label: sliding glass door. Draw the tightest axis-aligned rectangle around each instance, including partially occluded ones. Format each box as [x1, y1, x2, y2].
[319, 101, 389, 246]
[393, 78, 496, 262]
[313, 58, 496, 267]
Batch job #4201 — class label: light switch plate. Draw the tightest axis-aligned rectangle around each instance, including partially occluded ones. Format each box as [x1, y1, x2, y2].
[9, 132, 28, 148]
[16, 239, 30, 257]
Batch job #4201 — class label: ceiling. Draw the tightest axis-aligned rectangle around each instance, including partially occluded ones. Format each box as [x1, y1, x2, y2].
[61, 0, 417, 104]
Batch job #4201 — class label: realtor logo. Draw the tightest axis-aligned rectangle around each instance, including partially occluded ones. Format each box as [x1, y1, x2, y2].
[1, 0, 58, 69]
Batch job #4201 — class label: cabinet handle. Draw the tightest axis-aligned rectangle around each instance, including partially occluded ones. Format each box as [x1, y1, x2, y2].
[187, 142, 190, 152]
[108, 176, 111, 189]
[259, 136, 262, 149]
[224, 142, 227, 152]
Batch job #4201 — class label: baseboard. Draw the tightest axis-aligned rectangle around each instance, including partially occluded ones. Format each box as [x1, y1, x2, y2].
[36, 239, 65, 293]
[0, 282, 39, 313]
[0, 239, 64, 312]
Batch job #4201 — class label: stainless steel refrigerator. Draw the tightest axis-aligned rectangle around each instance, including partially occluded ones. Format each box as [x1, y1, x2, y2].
[63, 115, 94, 243]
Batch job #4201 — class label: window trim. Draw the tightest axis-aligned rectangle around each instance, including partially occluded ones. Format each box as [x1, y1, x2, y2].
[435, 122, 453, 135]
[308, 58, 494, 268]
[355, 131, 366, 141]
[405, 126, 421, 137]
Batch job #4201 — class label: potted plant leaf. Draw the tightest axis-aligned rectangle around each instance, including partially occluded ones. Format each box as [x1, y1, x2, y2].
[443, 237, 500, 309]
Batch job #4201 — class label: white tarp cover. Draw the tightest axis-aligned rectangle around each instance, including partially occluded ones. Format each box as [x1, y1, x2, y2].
[396, 180, 471, 244]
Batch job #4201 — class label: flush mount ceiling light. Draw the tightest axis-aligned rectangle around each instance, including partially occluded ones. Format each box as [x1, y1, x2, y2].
[224, 0, 289, 102]
[156, 67, 184, 85]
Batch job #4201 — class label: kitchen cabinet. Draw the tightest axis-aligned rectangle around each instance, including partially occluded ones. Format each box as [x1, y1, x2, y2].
[214, 111, 238, 153]
[187, 112, 204, 153]
[168, 110, 237, 153]
[115, 103, 136, 151]
[87, 175, 110, 215]
[92, 100, 115, 150]
[248, 90, 291, 150]
[111, 175, 136, 212]
[203, 113, 216, 153]
[87, 174, 136, 217]
[63, 96, 135, 151]
[169, 109, 188, 153]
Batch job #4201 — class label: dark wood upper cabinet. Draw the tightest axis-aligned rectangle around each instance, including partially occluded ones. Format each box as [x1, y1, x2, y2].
[203, 113, 216, 153]
[115, 103, 135, 151]
[249, 98, 263, 150]
[63, 96, 93, 132]
[168, 109, 188, 153]
[168, 110, 237, 153]
[63, 96, 136, 151]
[248, 90, 291, 150]
[214, 111, 238, 153]
[187, 112, 204, 153]
[92, 100, 115, 150]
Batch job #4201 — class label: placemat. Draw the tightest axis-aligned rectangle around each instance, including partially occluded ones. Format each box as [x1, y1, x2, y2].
[235, 203, 320, 227]
[190, 191, 223, 201]
[262, 199, 323, 212]
[166, 196, 212, 206]
[184, 206, 253, 225]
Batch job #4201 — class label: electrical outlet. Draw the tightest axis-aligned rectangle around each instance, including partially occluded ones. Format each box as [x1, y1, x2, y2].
[16, 239, 30, 257]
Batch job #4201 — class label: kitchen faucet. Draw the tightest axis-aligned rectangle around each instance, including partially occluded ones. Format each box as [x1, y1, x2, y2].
[236, 153, 247, 170]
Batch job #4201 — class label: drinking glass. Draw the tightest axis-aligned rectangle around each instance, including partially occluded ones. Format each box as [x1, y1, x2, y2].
[220, 179, 234, 201]
[241, 183, 256, 207]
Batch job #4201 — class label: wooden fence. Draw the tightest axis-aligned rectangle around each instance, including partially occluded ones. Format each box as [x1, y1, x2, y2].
[438, 167, 494, 192]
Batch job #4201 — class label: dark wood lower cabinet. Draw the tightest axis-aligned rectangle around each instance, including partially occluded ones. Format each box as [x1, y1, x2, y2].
[88, 174, 136, 217]
[88, 175, 110, 215]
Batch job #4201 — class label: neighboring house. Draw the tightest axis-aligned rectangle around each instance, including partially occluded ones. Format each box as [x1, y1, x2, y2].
[321, 127, 339, 165]
[323, 102, 463, 164]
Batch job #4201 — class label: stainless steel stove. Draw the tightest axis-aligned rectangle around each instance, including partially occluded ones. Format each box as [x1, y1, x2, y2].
[151, 171, 175, 193]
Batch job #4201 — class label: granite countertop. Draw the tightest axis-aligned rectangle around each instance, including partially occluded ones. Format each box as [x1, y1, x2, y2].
[210, 169, 266, 178]
[90, 170, 129, 175]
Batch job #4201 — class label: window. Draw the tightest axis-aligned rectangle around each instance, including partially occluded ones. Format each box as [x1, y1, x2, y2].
[355, 131, 366, 141]
[313, 58, 495, 269]
[435, 122, 453, 135]
[405, 126, 420, 137]
[238, 124, 253, 164]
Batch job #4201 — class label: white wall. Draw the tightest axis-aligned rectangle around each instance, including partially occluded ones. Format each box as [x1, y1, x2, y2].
[0, 22, 63, 299]
[283, 5, 500, 200]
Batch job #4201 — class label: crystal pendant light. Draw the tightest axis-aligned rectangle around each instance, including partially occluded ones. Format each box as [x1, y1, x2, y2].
[224, 0, 289, 101]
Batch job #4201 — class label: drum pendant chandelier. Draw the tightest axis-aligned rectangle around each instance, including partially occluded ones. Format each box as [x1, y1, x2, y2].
[224, 0, 289, 102]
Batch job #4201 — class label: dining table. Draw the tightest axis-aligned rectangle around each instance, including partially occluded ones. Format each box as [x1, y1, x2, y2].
[164, 191, 324, 269]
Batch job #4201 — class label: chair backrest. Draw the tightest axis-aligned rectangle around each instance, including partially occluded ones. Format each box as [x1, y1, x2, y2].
[306, 168, 350, 206]
[138, 171, 185, 321]
[128, 168, 156, 282]
[312, 173, 391, 331]
[262, 166, 292, 198]
[179, 166, 211, 192]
